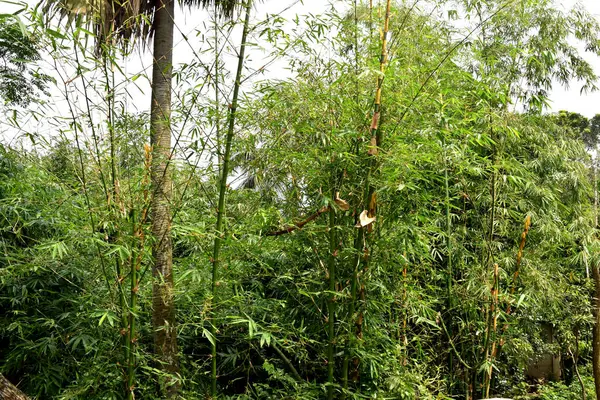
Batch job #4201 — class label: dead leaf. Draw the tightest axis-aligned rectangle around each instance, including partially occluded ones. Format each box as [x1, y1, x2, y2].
[355, 210, 376, 227]
[334, 192, 350, 211]
[367, 136, 378, 155]
[368, 192, 377, 212]
[370, 112, 380, 130]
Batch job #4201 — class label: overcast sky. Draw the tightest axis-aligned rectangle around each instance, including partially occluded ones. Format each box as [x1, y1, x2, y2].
[170, 0, 600, 118]
[2, 0, 600, 146]
[549, 0, 600, 117]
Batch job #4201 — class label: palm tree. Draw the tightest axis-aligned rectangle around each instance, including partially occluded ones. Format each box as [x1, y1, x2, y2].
[0, 373, 29, 400]
[43, 0, 237, 398]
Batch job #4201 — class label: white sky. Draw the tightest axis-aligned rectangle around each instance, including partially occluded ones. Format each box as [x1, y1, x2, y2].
[550, 0, 600, 117]
[2, 0, 600, 147]
[134, 0, 600, 118]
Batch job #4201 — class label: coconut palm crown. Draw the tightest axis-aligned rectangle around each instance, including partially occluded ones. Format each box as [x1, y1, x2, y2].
[42, 0, 237, 50]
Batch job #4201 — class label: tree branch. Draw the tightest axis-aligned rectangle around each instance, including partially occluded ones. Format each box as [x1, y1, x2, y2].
[265, 206, 330, 237]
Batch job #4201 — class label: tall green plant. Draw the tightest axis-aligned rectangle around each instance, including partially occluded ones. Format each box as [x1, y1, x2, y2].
[209, 1, 252, 397]
[343, 0, 392, 391]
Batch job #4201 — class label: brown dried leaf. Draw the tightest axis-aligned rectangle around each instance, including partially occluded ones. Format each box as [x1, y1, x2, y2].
[368, 192, 377, 212]
[370, 112, 380, 130]
[367, 136, 378, 155]
[334, 192, 350, 211]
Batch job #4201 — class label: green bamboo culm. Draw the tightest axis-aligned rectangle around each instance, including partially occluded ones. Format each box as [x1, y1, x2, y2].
[438, 99, 456, 392]
[326, 192, 337, 399]
[443, 128, 454, 392]
[214, 6, 222, 169]
[104, 46, 133, 398]
[342, 0, 392, 394]
[126, 145, 151, 400]
[98, 38, 132, 396]
[592, 162, 600, 400]
[210, 1, 253, 397]
[481, 120, 499, 398]
[126, 209, 137, 400]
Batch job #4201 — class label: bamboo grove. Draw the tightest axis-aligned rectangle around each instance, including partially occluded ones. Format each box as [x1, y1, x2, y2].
[3, 0, 600, 399]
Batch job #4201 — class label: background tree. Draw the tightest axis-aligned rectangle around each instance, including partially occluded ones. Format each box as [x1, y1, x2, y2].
[0, 16, 51, 107]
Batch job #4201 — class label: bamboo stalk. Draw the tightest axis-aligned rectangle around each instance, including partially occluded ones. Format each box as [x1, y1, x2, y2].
[271, 341, 302, 382]
[214, 10, 222, 170]
[484, 263, 499, 398]
[210, 2, 253, 397]
[353, 0, 360, 109]
[126, 145, 152, 400]
[342, 0, 392, 392]
[506, 215, 531, 315]
[326, 202, 337, 400]
[593, 263, 600, 400]
[74, 42, 109, 203]
[125, 210, 137, 399]
[493, 215, 531, 349]
[369, 0, 373, 36]
[100, 43, 137, 397]
[572, 328, 586, 400]
[482, 215, 531, 396]
[325, 74, 339, 398]
[402, 253, 408, 365]
[590, 162, 600, 400]
[441, 115, 455, 391]
[479, 120, 498, 395]
[101, 47, 132, 394]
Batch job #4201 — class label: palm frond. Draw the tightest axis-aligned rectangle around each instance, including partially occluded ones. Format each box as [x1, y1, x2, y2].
[41, 0, 240, 51]
[195, 0, 237, 17]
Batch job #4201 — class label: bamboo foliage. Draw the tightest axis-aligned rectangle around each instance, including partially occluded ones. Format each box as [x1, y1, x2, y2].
[3, 1, 600, 399]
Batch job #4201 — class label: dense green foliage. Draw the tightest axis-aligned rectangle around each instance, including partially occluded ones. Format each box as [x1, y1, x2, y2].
[2, 0, 600, 399]
[0, 17, 51, 107]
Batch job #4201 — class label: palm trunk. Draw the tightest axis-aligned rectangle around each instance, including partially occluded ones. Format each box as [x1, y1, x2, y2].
[0, 374, 29, 400]
[150, 0, 179, 397]
[210, 2, 253, 397]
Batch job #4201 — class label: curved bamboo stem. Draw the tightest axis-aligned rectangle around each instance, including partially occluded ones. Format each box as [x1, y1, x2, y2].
[210, 1, 253, 396]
